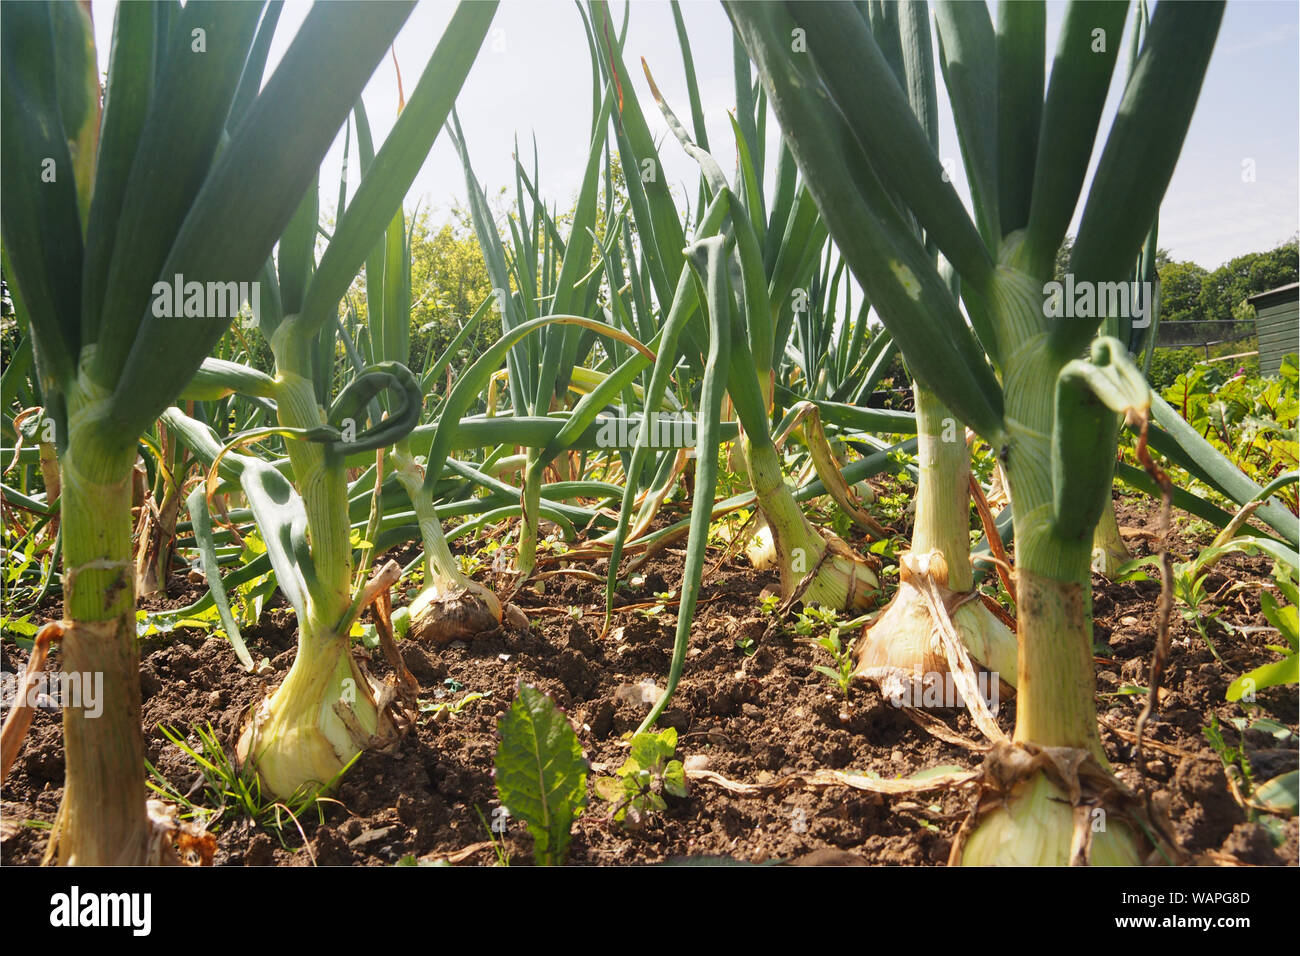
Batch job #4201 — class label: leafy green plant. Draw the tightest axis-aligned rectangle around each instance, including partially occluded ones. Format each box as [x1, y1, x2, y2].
[1118, 368, 1299, 547]
[792, 604, 842, 637]
[494, 683, 588, 866]
[1227, 561, 1299, 702]
[636, 589, 678, 620]
[1173, 557, 1227, 661]
[594, 727, 687, 828]
[1121, 538, 1298, 668]
[812, 628, 855, 698]
[1159, 357, 1298, 512]
[1208, 716, 1297, 828]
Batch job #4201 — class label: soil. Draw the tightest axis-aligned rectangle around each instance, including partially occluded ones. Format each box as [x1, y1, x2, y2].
[3, 495, 1297, 866]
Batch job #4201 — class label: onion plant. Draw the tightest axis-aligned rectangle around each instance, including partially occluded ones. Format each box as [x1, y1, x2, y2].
[0, 0, 433, 862]
[729, 0, 1223, 864]
[347, 102, 503, 646]
[157, 4, 498, 801]
[444, 52, 596, 572]
[448, 88, 685, 586]
[588, 1, 889, 618]
[827, 3, 1016, 698]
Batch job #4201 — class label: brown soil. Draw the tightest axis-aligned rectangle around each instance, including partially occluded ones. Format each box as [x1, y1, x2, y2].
[3, 496, 1297, 866]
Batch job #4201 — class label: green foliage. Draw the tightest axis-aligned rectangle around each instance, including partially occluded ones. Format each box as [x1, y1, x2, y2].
[1207, 715, 1296, 832]
[594, 727, 687, 828]
[348, 206, 496, 379]
[785, 604, 855, 696]
[1157, 258, 1210, 323]
[1145, 341, 1260, 392]
[1203, 713, 1255, 795]
[811, 627, 855, 698]
[1227, 561, 1298, 702]
[1159, 357, 1298, 509]
[494, 683, 588, 866]
[1121, 541, 1298, 669]
[418, 689, 490, 723]
[1172, 556, 1226, 661]
[1196, 236, 1298, 322]
[146, 723, 349, 847]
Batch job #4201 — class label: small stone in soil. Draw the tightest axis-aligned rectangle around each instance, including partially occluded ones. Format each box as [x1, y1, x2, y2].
[349, 826, 394, 849]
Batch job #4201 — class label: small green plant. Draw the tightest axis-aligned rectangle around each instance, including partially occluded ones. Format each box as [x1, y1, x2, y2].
[146, 723, 348, 850]
[784, 605, 855, 695]
[1172, 560, 1226, 662]
[792, 604, 842, 637]
[637, 589, 677, 620]
[1120, 542, 1298, 668]
[418, 690, 491, 723]
[812, 628, 855, 697]
[1203, 714, 1256, 809]
[594, 727, 687, 829]
[1214, 716, 1298, 832]
[758, 593, 781, 616]
[1227, 561, 1299, 703]
[472, 805, 512, 867]
[494, 684, 587, 866]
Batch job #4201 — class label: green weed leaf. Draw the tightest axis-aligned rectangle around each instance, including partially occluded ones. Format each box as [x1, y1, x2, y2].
[494, 684, 587, 866]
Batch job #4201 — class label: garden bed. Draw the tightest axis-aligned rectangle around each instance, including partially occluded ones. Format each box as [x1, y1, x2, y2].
[2, 498, 1295, 866]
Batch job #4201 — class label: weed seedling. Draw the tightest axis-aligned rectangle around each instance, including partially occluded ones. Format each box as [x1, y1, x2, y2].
[595, 727, 687, 829]
[812, 628, 855, 698]
[146, 723, 350, 856]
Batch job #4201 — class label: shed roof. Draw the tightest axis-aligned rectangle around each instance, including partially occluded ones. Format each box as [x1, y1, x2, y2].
[1247, 282, 1299, 306]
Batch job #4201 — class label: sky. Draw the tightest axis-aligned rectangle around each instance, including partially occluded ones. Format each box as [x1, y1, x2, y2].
[90, 0, 1300, 272]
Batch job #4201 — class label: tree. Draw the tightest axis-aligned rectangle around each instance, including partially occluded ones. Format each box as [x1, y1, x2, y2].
[345, 204, 496, 383]
[1198, 236, 1298, 321]
[1157, 259, 1209, 322]
[408, 207, 495, 374]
